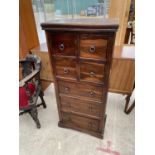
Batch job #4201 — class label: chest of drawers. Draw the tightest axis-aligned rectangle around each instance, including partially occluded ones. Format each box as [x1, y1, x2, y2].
[41, 18, 118, 138]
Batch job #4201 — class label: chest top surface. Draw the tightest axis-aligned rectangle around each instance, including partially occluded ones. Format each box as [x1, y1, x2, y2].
[41, 18, 119, 31]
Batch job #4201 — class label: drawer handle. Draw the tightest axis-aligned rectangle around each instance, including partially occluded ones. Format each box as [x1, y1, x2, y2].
[88, 122, 93, 128]
[64, 87, 69, 92]
[89, 71, 95, 77]
[88, 122, 97, 130]
[64, 68, 69, 74]
[89, 91, 95, 96]
[59, 43, 64, 51]
[89, 105, 93, 112]
[89, 45, 96, 53]
[64, 116, 71, 121]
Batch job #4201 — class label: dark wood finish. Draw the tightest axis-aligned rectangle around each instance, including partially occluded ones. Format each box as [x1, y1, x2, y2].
[61, 112, 100, 132]
[54, 57, 77, 80]
[80, 61, 105, 84]
[51, 32, 77, 56]
[58, 80, 104, 102]
[60, 96, 102, 118]
[41, 18, 118, 138]
[125, 100, 135, 114]
[41, 18, 119, 30]
[80, 34, 108, 60]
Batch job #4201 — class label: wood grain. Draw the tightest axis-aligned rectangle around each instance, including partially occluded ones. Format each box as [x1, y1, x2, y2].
[54, 57, 77, 80]
[41, 80, 52, 91]
[41, 19, 118, 138]
[80, 34, 108, 60]
[109, 58, 135, 94]
[58, 80, 104, 102]
[60, 95, 102, 118]
[80, 61, 105, 84]
[31, 50, 53, 82]
[51, 32, 77, 56]
[20, 0, 39, 48]
[61, 112, 100, 132]
[109, 0, 131, 46]
[31, 43, 134, 94]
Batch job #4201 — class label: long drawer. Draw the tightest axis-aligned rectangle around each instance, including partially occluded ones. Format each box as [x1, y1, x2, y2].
[60, 96, 102, 118]
[61, 112, 100, 132]
[58, 80, 104, 102]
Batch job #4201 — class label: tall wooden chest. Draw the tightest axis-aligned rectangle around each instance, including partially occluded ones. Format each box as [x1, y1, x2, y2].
[41, 18, 118, 138]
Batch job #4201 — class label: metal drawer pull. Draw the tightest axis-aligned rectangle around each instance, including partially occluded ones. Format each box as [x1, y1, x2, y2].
[89, 91, 95, 96]
[59, 43, 64, 51]
[89, 45, 96, 53]
[64, 68, 69, 74]
[88, 122, 93, 128]
[64, 87, 69, 92]
[89, 71, 95, 77]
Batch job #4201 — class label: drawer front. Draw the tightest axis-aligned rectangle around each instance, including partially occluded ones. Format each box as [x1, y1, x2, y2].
[54, 57, 76, 79]
[62, 112, 100, 132]
[58, 80, 104, 102]
[80, 61, 105, 83]
[60, 96, 101, 117]
[80, 34, 108, 60]
[52, 33, 77, 56]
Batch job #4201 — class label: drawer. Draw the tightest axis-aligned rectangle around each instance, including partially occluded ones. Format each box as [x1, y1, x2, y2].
[60, 96, 101, 117]
[52, 33, 77, 56]
[61, 112, 100, 132]
[80, 61, 105, 83]
[80, 34, 108, 60]
[54, 57, 76, 79]
[58, 80, 104, 102]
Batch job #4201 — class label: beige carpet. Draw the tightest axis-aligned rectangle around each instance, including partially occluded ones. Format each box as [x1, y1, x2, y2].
[19, 84, 135, 155]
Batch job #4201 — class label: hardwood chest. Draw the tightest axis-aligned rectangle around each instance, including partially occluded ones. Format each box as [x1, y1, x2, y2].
[41, 18, 118, 138]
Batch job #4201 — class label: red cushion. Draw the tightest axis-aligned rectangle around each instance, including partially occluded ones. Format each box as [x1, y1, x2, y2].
[19, 82, 35, 109]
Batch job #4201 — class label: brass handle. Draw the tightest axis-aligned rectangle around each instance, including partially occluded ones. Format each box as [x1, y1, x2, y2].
[64, 68, 69, 74]
[89, 45, 96, 53]
[89, 91, 95, 96]
[59, 43, 64, 51]
[89, 71, 95, 77]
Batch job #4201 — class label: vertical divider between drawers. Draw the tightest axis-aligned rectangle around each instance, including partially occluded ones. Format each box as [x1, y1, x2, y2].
[76, 32, 80, 81]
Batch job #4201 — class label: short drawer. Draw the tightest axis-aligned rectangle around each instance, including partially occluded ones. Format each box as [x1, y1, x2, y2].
[52, 33, 77, 56]
[80, 34, 108, 60]
[61, 112, 100, 132]
[80, 61, 105, 83]
[60, 96, 101, 117]
[54, 57, 77, 79]
[58, 80, 104, 102]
